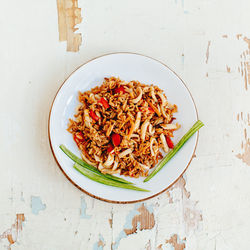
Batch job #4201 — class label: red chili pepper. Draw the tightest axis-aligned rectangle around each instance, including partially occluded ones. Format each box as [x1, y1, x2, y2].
[139, 107, 154, 113]
[98, 97, 109, 109]
[114, 86, 126, 94]
[148, 107, 154, 113]
[112, 133, 121, 146]
[73, 131, 85, 145]
[166, 137, 174, 149]
[89, 110, 99, 121]
[107, 144, 114, 153]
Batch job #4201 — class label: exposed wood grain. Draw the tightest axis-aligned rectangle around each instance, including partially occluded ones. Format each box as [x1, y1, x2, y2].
[236, 34, 242, 40]
[243, 37, 250, 88]
[145, 239, 151, 250]
[206, 41, 211, 64]
[124, 203, 155, 235]
[1, 0, 250, 249]
[226, 65, 231, 73]
[56, 0, 82, 52]
[238, 36, 250, 90]
[168, 176, 202, 234]
[0, 214, 25, 249]
[166, 234, 185, 250]
[157, 244, 163, 250]
[109, 218, 113, 228]
[98, 238, 105, 247]
[237, 128, 250, 166]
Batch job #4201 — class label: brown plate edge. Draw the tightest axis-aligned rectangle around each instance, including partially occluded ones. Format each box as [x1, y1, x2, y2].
[48, 52, 199, 204]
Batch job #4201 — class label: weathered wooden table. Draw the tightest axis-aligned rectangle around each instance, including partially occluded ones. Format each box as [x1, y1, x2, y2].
[0, 0, 249, 249]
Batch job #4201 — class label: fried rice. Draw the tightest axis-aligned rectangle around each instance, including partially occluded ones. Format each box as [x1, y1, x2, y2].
[67, 77, 180, 178]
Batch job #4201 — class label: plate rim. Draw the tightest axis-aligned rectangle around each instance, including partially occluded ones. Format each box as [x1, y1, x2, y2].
[48, 52, 199, 204]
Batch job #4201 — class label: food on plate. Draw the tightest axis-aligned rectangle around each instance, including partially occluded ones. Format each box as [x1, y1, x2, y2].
[60, 145, 149, 191]
[144, 120, 204, 182]
[67, 77, 180, 178]
[59, 144, 132, 184]
[60, 119, 203, 190]
[73, 163, 149, 191]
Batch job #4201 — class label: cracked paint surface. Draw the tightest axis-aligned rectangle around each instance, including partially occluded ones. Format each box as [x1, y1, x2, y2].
[31, 196, 46, 215]
[166, 234, 186, 250]
[168, 176, 202, 234]
[236, 113, 250, 166]
[124, 203, 155, 235]
[239, 36, 250, 90]
[80, 196, 91, 219]
[237, 128, 250, 166]
[1, 0, 250, 249]
[234, 35, 250, 90]
[112, 203, 155, 249]
[0, 214, 25, 249]
[111, 175, 202, 249]
[205, 41, 211, 64]
[93, 234, 105, 250]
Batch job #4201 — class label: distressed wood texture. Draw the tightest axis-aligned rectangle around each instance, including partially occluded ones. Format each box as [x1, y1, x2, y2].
[0, 0, 249, 249]
[57, 0, 82, 51]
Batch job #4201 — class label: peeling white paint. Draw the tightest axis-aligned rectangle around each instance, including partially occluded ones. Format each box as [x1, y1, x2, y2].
[0, 0, 250, 249]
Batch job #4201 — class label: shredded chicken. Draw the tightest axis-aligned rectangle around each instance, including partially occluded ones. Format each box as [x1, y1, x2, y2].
[141, 120, 150, 141]
[132, 87, 143, 103]
[138, 163, 150, 171]
[119, 148, 133, 158]
[94, 155, 101, 162]
[154, 117, 164, 125]
[157, 92, 167, 106]
[150, 137, 157, 156]
[106, 122, 115, 137]
[127, 120, 135, 139]
[112, 161, 119, 171]
[98, 163, 104, 171]
[67, 77, 179, 177]
[134, 111, 141, 131]
[84, 109, 91, 128]
[160, 104, 169, 119]
[148, 100, 161, 116]
[89, 93, 96, 102]
[161, 123, 178, 130]
[160, 134, 169, 153]
[103, 153, 114, 168]
[148, 123, 155, 135]
[150, 87, 158, 102]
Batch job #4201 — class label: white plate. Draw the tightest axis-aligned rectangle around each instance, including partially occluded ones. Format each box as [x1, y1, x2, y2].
[49, 53, 198, 203]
